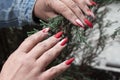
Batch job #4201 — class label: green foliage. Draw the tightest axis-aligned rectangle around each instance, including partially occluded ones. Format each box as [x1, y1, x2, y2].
[40, 16, 64, 32]
[27, 0, 120, 80]
[27, 28, 39, 36]
[40, 15, 88, 45]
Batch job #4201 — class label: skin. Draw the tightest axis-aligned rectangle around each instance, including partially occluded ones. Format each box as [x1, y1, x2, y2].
[0, 28, 70, 80]
[0, 0, 95, 80]
[34, 0, 94, 26]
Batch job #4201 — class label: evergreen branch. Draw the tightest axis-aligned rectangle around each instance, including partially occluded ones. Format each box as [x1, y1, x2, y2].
[40, 15, 90, 47]
[27, 28, 39, 36]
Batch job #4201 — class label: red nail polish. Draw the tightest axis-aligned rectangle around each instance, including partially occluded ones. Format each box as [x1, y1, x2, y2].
[54, 31, 63, 38]
[42, 28, 50, 33]
[60, 38, 68, 46]
[84, 19, 93, 28]
[87, 9, 92, 16]
[65, 58, 75, 65]
[91, 1, 97, 6]
[87, 9, 91, 13]
[87, 10, 95, 18]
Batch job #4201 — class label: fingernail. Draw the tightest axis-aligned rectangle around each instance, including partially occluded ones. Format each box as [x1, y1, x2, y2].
[54, 31, 63, 38]
[65, 58, 75, 65]
[91, 1, 97, 6]
[75, 19, 84, 28]
[42, 28, 50, 33]
[84, 19, 93, 28]
[60, 38, 68, 46]
[87, 10, 95, 18]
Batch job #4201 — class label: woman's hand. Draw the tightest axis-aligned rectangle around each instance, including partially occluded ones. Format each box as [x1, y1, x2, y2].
[0, 28, 74, 80]
[34, 0, 96, 28]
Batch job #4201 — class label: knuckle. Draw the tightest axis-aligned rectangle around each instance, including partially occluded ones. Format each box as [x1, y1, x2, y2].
[45, 0, 51, 7]
[45, 46, 62, 58]
[20, 57, 34, 67]
[71, 3, 77, 9]
[21, 58, 29, 65]
[68, 13, 76, 21]
[25, 35, 37, 43]
[53, 46, 62, 53]
[59, 6, 68, 13]
[50, 67, 58, 75]
[66, 12, 75, 19]
[39, 42, 48, 49]
[50, 67, 63, 76]
[46, 52, 54, 58]
[79, 10, 82, 14]
[45, 0, 54, 8]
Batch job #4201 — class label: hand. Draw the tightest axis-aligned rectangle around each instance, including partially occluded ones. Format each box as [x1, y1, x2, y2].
[0, 28, 74, 80]
[34, 0, 96, 28]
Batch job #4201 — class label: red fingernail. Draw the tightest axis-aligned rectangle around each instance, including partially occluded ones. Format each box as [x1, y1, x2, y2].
[42, 28, 50, 33]
[54, 31, 63, 38]
[84, 19, 93, 28]
[60, 38, 68, 46]
[91, 1, 97, 6]
[65, 58, 75, 65]
[87, 10, 95, 18]
[75, 19, 84, 28]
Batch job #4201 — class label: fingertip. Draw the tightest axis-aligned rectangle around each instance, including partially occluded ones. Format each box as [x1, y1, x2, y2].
[59, 37, 68, 46]
[75, 19, 85, 28]
[86, 9, 95, 18]
[42, 27, 50, 33]
[90, 1, 97, 6]
[65, 57, 75, 65]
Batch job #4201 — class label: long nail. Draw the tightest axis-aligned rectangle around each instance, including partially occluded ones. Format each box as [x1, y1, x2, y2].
[65, 58, 75, 65]
[87, 9, 95, 18]
[42, 28, 50, 33]
[91, 1, 97, 6]
[60, 38, 68, 46]
[84, 19, 93, 28]
[54, 31, 63, 38]
[75, 19, 84, 28]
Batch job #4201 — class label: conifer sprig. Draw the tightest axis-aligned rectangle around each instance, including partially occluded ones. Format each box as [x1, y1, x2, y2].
[39, 15, 90, 47]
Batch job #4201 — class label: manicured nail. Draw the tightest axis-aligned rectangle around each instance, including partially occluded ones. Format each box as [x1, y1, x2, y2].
[60, 38, 68, 46]
[75, 19, 84, 28]
[87, 9, 95, 18]
[42, 28, 50, 33]
[65, 58, 75, 65]
[84, 19, 93, 28]
[54, 31, 63, 38]
[91, 1, 97, 6]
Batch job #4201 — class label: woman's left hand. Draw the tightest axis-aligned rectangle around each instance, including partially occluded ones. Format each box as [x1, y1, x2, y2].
[34, 0, 96, 28]
[0, 28, 74, 80]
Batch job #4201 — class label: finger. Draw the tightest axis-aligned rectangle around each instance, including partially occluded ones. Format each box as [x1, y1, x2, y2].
[39, 58, 74, 80]
[73, 0, 94, 17]
[28, 31, 63, 59]
[48, 0, 81, 26]
[17, 28, 49, 53]
[86, 9, 95, 18]
[72, 0, 94, 28]
[86, 0, 97, 6]
[36, 38, 68, 70]
[81, 0, 95, 18]
[80, 4, 95, 18]
[60, 0, 85, 27]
